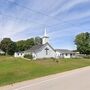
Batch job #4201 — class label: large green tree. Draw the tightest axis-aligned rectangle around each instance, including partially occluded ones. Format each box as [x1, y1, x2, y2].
[75, 32, 90, 55]
[34, 37, 42, 45]
[25, 38, 35, 50]
[0, 36, 42, 55]
[16, 37, 42, 51]
[16, 38, 35, 51]
[0, 38, 17, 55]
[16, 40, 26, 51]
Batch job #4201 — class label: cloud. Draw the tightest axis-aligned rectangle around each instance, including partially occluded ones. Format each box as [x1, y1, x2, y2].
[0, 20, 31, 38]
[50, 0, 89, 16]
[63, 11, 90, 22]
[0, 0, 90, 49]
[48, 23, 90, 41]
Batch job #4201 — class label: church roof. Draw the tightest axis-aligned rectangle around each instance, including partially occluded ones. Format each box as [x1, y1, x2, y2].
[55, 49, 75, 54]
[24, 43, 55, 53]
[24, 44, 44, 53]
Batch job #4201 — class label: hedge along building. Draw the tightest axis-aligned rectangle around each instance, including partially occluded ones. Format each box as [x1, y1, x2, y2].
[14, 29, 76, 59]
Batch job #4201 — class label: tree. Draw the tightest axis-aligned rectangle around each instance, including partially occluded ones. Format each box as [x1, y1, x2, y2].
[0, 36, 42, 55]
[34, 37, 42, 45]
[7, 42, 17, 55]
[75, 32, 90, 55]
[16, 40, 26, 51]
[16, 38, 35, 51]
[16, 37, 42, 51]
[0, 38, 17, 55]
[25, 38, 35, 50]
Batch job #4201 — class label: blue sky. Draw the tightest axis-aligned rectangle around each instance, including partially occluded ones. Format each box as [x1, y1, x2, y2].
[0, 0, 90, 50]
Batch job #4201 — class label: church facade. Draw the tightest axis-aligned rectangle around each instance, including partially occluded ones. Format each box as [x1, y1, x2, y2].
[23, 43, 56, 59]
[14, 29, 76, 59]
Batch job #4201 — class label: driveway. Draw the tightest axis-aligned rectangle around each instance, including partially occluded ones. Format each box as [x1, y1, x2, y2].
[0, 66, 90, 90]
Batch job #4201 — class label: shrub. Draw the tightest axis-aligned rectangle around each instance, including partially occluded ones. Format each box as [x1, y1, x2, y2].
[0, 53, 5, 56]
[56, 59, 59, 63]
[83, 55, 90, 59]
[24, 54, 33, 60]
[50, 57, 56, 61]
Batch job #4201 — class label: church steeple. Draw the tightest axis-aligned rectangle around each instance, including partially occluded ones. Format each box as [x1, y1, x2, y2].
[42, 28, 49, 44]
[44, 28, 47, 36]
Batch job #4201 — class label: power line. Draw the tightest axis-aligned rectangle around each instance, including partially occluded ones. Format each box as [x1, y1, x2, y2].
[0, 11, 76, 29]
[0, 11, 48, 27]
[0, 10, 63, 29]
[2, 0, 85, 29]
[6, 0, 62, 22]
[6, 0, 78, 28]
[0, 0, 73, 28]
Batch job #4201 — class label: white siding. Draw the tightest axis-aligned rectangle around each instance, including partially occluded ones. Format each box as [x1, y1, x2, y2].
[56, 51, 76, 58]
[35, 44, 56, 59]
[63, 54, 70, 58]
[42, 37, 48, 44]
[14, 52, 24, 58]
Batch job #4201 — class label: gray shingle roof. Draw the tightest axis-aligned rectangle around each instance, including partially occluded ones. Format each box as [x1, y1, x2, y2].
[24, 44, 44, 53]
[24, 43, 55, 53]
[55, 49, 75, 54]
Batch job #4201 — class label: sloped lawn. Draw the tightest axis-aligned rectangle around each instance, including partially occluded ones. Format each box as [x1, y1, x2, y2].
[0, 56, 90, 86]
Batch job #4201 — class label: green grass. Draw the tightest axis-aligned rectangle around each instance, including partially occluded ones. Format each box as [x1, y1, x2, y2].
[0, 56, 90, 86]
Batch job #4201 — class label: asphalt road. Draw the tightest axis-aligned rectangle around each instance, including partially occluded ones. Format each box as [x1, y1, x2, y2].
[0, 66, 90, 90]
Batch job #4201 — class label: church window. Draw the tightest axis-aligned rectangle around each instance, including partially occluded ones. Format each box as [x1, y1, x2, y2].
[66, 53, 68, 56]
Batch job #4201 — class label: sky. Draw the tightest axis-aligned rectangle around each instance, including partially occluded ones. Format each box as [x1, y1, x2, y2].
[0, 0, 90, 50]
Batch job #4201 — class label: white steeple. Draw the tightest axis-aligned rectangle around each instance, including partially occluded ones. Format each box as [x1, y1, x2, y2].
[44, 28, 47, 36]
[42, 28, 49, 44]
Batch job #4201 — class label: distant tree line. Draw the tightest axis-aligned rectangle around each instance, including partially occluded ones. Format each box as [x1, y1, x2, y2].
[0, 37, 42, 55]
[0, 32, 90, 56]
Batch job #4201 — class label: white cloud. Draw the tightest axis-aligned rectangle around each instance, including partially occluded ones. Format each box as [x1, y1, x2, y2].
[63, 11, 90, 22]
[0, 0, 90, 50]
[50, 0, 89, 16]
[0, 20, 32, 38]
[48, 24, 90, 40]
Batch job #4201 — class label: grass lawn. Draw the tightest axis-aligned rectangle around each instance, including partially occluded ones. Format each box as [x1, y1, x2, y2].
[0, 56, 90, 86]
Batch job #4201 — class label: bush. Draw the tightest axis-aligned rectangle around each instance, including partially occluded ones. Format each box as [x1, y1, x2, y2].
[56, 59, 59, 63]
[0, 53, 5, 56]
[83, 55, 90, 59]
[24, 54, 33, 60]
[50, 57, 56, 61]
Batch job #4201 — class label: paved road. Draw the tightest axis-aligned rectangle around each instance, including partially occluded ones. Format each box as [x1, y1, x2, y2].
[0, 66, 90, 90]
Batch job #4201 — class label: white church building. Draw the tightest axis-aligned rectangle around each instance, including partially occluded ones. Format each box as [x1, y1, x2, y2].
[14, 29, 76, 59]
